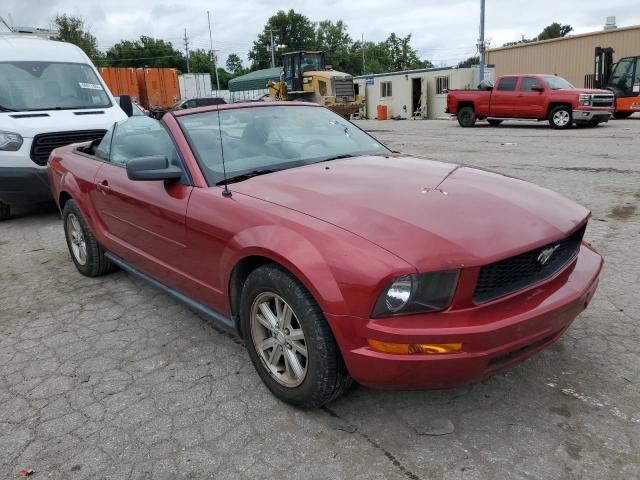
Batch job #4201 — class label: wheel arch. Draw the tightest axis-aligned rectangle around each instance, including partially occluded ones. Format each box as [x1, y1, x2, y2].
[546, 102, 572, 117]
[457, 100, 475, 113]
[223, 227, 347, 335]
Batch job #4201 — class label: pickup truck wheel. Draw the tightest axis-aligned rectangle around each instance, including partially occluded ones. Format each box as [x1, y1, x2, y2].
[240, 264, 352, 408]
[457, 106, 476, 127]
[487, 119, 503, 126]
[549, 106, 572, 129]
[62, 199, 115, 277]
[0, 201, 10, 221]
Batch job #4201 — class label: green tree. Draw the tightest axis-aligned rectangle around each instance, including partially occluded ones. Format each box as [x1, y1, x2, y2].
[458, 55, 480, 67]
[315, 20, 353, 71]
[189, 48, 214, 74]
[503, 22, 573, 46]
[104, 36, 184, 69]
[536, 22, 573, 41]
[248, 9, 316, 69]
[226, 53, 245, 75]
[53, 14, 101, 61]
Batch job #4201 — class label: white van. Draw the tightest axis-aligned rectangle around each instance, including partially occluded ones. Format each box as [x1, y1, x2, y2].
[0, 34, 128, 219]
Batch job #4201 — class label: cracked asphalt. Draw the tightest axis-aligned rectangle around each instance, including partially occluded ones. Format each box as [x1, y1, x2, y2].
[1, 117, 639, 479]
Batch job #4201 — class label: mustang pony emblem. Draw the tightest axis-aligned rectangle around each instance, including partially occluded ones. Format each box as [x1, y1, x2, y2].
[537, 244, 560, 265]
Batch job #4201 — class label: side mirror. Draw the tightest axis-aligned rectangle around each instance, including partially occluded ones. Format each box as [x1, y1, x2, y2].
[126, 156, 183, 181]
[119, 94, 134, 117]
[531, 84, 545, 92]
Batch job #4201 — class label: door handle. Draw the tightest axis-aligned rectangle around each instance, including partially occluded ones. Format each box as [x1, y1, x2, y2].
[97, 180, 111, 194]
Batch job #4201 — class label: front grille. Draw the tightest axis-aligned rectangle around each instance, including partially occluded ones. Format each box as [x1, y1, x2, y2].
[591, 94, 614, 108]
[473, 225, 585, 304]
[333, 77, 355, 102]
[30, 130, 106, 165]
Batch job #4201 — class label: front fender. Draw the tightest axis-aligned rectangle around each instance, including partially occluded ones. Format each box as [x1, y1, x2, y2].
[220, 225, 346, 313]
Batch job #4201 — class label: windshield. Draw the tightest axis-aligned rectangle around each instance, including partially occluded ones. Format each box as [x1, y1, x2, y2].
[178, 105, 389, 185]
[543, 76, 575, 90]
[301, 54, 323, 73]
[0, 61, 111, 111]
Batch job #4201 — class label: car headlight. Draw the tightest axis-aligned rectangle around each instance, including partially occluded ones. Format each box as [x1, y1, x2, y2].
[579, 94, 592, 106]
[0, 131, 23, 151]
[372, 270, 459, 317]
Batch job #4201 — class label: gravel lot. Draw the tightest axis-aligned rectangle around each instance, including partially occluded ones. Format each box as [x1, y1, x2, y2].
[1, 117, 639, 479]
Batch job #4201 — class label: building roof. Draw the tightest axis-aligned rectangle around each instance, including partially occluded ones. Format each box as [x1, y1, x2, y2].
[353, 65, 486, 80]
[228, 67, 282, 92]
[488, 24, 640, 53]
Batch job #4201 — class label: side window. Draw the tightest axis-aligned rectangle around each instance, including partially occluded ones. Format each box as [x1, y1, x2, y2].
[183, 100, 196, 109]
[94, 125, 114, 161]
[497, 77, 517, 91]
[520, 77, 539, 92]
[108, 116, 179, 168]
[381, 81, 392, 97]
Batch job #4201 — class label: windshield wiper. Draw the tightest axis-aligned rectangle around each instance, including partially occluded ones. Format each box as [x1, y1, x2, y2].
[0, 105, 18, 112]
[216, 169, 280, 185]
[315, 154, 359, 163]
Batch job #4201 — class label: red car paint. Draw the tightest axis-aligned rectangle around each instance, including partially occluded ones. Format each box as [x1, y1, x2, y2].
[47, 102, 603, 389]
[447, 74, 613, 124]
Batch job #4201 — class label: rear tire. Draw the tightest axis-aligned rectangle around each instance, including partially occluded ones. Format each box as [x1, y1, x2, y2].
[240, 263, 352, 408]
[457, 106, 476, 127]
[613, 111, 633, 119]
[487, 119, 503, 126]
[62, 199, 115, 277]
[0, 201, 10, 221]
[549, 106, 572, 129]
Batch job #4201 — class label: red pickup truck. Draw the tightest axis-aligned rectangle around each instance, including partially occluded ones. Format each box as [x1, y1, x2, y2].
[446, 75, 614, 129]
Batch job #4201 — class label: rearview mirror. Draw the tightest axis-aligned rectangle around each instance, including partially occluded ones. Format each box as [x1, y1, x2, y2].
[531, 84, 545, 92]
[126, 156, 183, 181]
[119, 95, 134, 117]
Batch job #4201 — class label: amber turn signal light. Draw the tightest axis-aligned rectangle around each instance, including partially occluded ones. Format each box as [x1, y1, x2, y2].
[367, 339, 462, 355]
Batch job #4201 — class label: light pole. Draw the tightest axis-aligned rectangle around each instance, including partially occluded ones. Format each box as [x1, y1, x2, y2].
[207, 11, 220, 92]
[478, 0, 486, 82]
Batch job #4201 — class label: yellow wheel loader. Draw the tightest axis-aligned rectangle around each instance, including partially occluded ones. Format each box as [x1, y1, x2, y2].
[267, 51, 364, 118]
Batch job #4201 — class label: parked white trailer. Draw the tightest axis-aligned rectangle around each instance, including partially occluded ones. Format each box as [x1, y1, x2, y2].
[179, 73, 212, 100]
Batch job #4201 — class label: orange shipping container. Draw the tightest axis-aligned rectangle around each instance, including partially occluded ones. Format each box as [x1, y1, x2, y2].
[98, 67, 140, 103]
[136, 68, 180, 110]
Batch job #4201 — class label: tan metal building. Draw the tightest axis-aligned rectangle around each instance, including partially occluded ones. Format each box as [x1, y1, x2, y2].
[486, 24, 640, 88]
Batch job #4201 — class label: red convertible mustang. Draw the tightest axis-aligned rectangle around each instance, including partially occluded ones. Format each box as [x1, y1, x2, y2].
[48, 102, 602, 407]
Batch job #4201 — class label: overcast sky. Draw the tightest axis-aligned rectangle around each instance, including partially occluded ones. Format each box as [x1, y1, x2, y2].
[4, 0, 639, 68]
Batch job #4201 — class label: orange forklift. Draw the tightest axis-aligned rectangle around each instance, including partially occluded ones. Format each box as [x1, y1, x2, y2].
[594, 47, 640, 118]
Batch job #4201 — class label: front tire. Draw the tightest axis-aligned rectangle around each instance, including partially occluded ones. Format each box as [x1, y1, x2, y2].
[240, 264, 352, 408]
[457, 106, 476, 127]
[62, 199, 115, 277]
[549, 106, 572, 129]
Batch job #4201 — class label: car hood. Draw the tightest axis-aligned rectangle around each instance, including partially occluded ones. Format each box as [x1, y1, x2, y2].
[231, 155, 590, 271]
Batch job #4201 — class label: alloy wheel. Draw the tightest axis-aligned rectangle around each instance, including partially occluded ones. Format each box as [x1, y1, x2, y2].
[250, 292, 308, 387]
[553, 110, 570, 127]
[66, 213, 87, 265]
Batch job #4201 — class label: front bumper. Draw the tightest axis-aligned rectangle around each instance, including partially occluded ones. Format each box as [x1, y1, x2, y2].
[573, 109, 611, 124]
[0, 167, 52, 206]
[326, 244, 602, 389]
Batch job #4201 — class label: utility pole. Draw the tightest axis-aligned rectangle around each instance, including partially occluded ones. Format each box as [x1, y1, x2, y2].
[361, 33, 365, 75]
[478, 0, 486, 82]
[183, 28, 190, 74]
[207, 11, 220, 92]
[268, 29, 276, 68]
